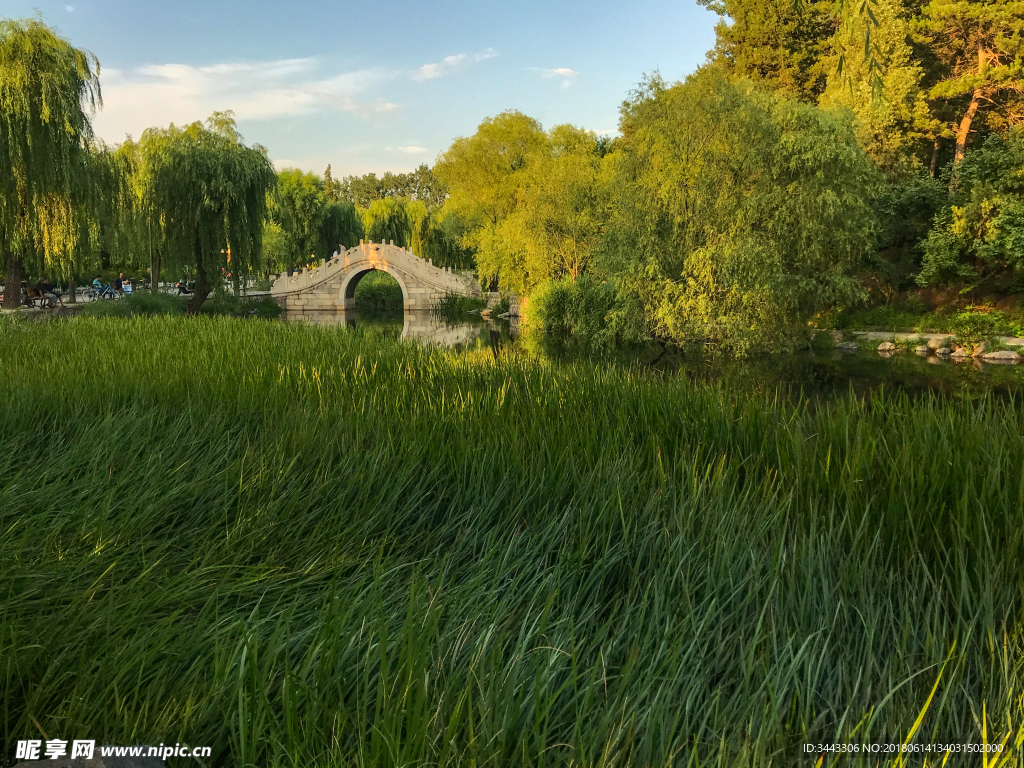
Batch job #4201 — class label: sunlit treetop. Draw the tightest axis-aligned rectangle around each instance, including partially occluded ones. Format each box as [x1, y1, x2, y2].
[0, 17, 100, 272]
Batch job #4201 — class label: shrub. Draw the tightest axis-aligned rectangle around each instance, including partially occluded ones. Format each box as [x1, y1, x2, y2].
[432, 292, 487, 318]
[491, 295, 511, 316]
[200, 294, 283, 317]
[526, 275, 618, 352]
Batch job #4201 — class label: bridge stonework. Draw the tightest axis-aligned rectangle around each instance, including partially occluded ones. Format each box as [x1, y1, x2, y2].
[270, 241, 481, 312]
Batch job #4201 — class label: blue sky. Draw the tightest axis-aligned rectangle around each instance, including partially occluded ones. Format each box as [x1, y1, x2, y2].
[3, 0, 718, 175]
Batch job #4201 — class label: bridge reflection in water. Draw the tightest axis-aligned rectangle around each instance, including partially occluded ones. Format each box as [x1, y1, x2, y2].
[282, 309, 515, 351]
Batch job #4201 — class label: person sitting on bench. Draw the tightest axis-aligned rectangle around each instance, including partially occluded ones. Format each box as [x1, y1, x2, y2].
[36, 278, 63, 306]
[175, 280, 193, 295]
[25, 283, 44, 307]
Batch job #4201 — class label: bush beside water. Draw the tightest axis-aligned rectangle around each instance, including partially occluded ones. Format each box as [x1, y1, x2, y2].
[526, 276, 619, 352]
[431, 291, 487, 318]
[1, 317, 1023, 766]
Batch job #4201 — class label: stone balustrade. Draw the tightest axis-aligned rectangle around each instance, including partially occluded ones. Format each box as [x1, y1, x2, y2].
[270, 240, 480, 312]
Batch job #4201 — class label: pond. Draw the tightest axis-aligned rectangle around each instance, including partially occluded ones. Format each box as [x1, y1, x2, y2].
[282, 309, 1024, 403]
[652, 348, 1024, 404]
[283, 309, 516, 352]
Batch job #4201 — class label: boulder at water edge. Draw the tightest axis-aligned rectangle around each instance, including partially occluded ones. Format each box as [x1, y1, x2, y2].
[982, 350, 1021, 363]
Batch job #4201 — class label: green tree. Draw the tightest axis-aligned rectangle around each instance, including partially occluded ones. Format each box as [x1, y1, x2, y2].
[502, 125, 609, 287]
[142, 112, 276, 313]
[260, 221, 291, 276]
[321, 201, 363, 254]
[435, 111, 549, 291]
[67, 140, 137, 299]
[605, 70, 878, 353]
[335, 165, 446, 208]
[914, 0, 1024, 162]
[697, 0, 838, 102]
[115, 136, 168, 290]
[276, 169, 327, 272]
[417, 207, 476, 270]
[361, 197, 411, 246]
[821, 0, 937, 174]
[0, 18, 99, 307]
[323, 164, 341, 204]
[917, 129, 1024, 290]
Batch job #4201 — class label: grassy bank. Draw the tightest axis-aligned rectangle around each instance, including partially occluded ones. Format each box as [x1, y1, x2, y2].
[1, 316, 1023, 767]
[78, 292, 282, 318]
[831, 305, 1024, 342]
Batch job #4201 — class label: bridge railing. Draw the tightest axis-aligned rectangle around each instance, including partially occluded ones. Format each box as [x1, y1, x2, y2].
[270, 241, 480, 297]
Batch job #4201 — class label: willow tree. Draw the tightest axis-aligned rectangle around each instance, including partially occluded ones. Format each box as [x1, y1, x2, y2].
[361, 197, 411, 247]
[606, 70, 878, 353]
[60, 140, 135, 302]
[0, 18, 99, 308]
[143, 112, 276, 313]
[321, 201, 362, 253]
[435, 111, 549, 290]
[276, 168, 326, 272]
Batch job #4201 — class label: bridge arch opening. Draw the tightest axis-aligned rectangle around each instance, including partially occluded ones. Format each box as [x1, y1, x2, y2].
[343, 268, 407, 315]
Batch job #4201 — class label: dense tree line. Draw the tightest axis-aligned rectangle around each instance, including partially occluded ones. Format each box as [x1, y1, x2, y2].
[4, 7, 1022, 345]
[1, 20, 276, 312]
[265, 165, 473, 274]
[431, 0, 1024, 350]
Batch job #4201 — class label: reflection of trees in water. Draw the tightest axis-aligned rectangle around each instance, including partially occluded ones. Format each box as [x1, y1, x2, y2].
[279, 315, 1024, 402]
[283, 310, 515, 351]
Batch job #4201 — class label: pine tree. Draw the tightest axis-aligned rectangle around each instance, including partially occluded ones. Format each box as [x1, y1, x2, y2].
[820, 0, 936, 174]
[697, 0, 839, 102]
[914, 0, 1024, 162]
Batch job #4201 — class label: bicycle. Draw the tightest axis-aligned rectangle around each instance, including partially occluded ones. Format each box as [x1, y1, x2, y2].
[88, 284, 120, 301]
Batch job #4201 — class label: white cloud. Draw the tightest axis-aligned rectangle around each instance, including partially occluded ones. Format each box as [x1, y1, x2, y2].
[65, 4, 74, 11]
[534, 67, 580, 88]
[413, 49, 497, 82]
[396, 146, 428, 155]
[92, 58, 396, 144]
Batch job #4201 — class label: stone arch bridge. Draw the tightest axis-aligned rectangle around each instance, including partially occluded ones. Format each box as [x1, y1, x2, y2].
[270, 241, 480, 312]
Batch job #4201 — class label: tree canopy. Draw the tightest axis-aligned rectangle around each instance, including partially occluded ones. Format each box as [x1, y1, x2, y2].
[141, 112, 276, 312]
[604, 70, 878, 352]
[0, 17, 99, 306]
[697, 0, 838, 102]
[914, 0, 1024, 162]
[918, 128, 1024, 289]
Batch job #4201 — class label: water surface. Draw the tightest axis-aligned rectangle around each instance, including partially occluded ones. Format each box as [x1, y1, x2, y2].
[282, 309, 1024, 403]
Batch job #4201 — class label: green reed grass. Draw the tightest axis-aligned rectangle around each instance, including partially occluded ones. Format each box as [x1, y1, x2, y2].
[1, 315, 1023, 767]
